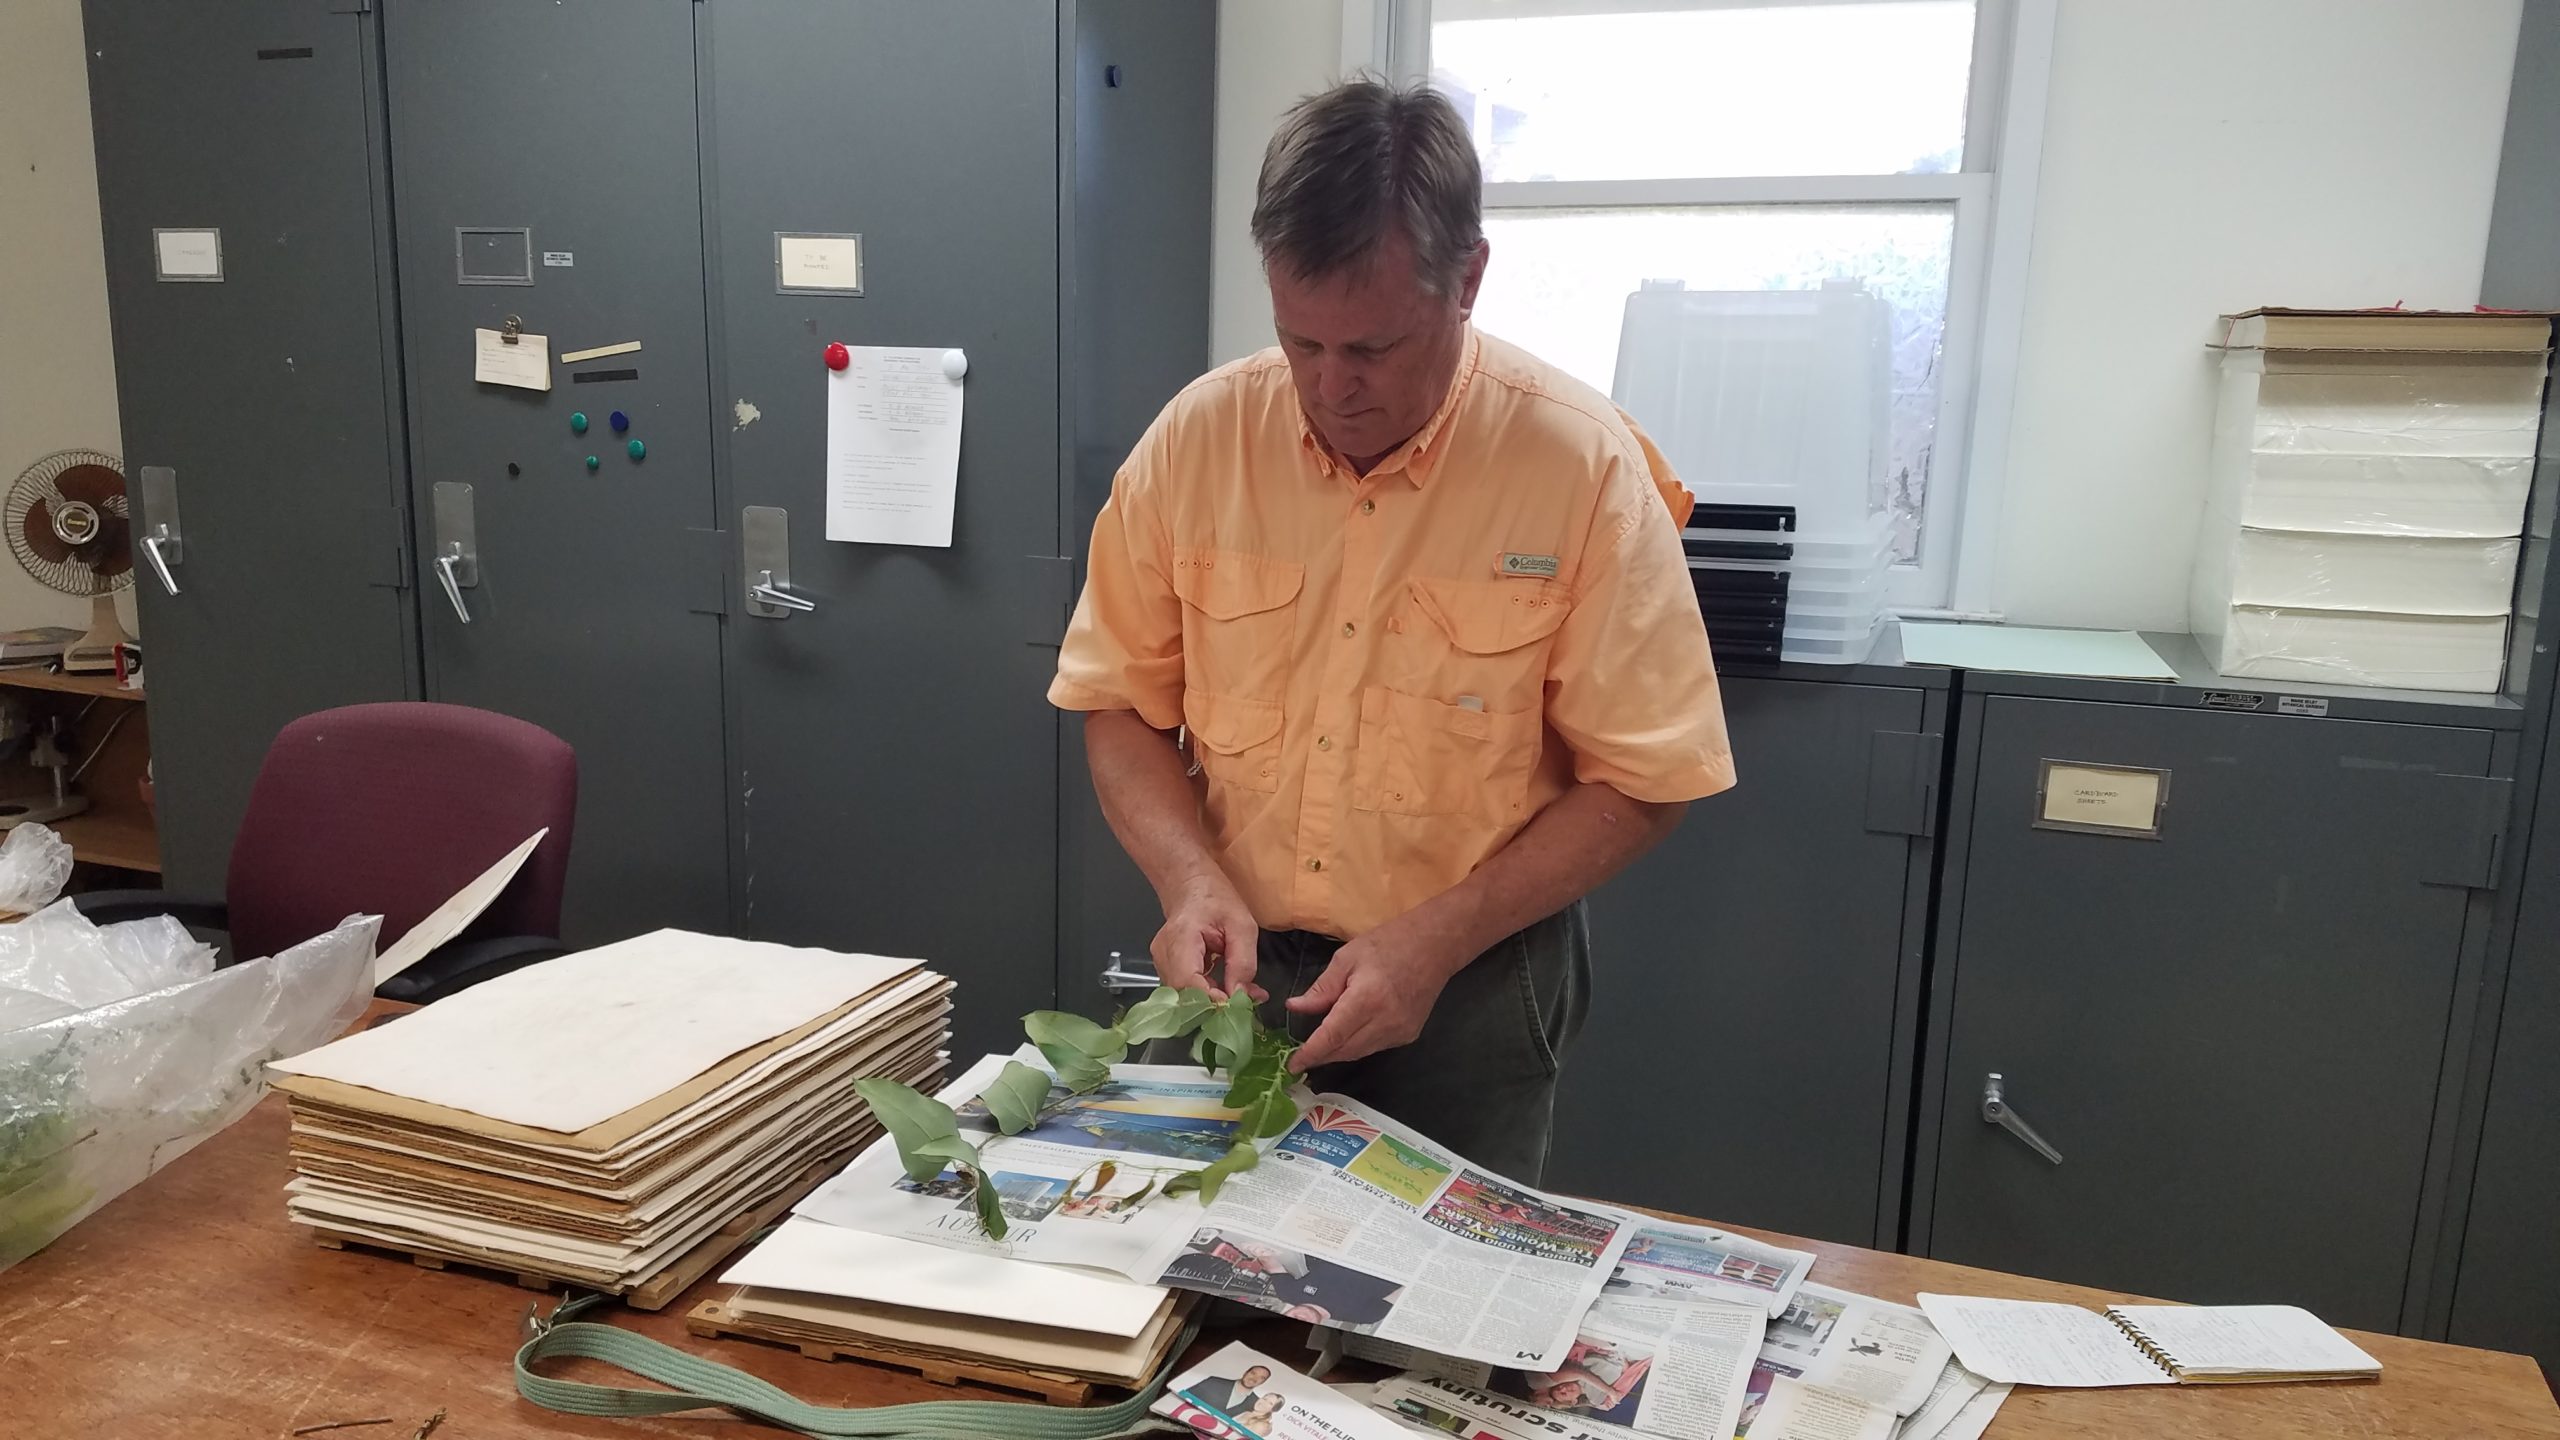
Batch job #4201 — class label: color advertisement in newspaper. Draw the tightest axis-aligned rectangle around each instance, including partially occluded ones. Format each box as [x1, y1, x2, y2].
[1154, 1341, 1412, 1440]
[1133, 1097, 1634, 1371]
[1603, 1218, 1816, 1318]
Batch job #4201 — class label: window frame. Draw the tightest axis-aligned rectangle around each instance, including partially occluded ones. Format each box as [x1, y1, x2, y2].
[1344, 0, 2055, 615]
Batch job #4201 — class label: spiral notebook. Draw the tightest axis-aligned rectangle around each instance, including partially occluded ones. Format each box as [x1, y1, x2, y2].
[1917, 1295, 2382, 1388]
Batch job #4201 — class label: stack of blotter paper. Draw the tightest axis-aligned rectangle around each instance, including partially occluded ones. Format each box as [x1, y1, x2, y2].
[690, 1214, 1193, 1401]
[267, 930, 950, 1307]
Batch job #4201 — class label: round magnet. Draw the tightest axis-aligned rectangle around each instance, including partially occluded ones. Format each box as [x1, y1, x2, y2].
[627, 439, 646, 461]
[609, 410, 629, 433]
[941, 349, 968, 382]
[569, 411, 588, 434]
[585, 455, 600, 472]
[824, 342, 850, 372]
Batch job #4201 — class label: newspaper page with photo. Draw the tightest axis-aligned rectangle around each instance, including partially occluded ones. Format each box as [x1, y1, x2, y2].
[1754, 1284, 1953, 1415]
[1348, 1296, 1763, 1440]
[1602, 1217, 1815, 1318]
[1153, 1341, 1414, 1440]
[1365, 1373, 1638, 1440]
[796, 1054, 1273, 1272]
[1133, 1096, 1633, 1371]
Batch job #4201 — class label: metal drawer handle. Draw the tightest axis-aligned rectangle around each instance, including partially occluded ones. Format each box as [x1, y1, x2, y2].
[435, 549, 472, 625]
[1982, 1072, 2063, 1164]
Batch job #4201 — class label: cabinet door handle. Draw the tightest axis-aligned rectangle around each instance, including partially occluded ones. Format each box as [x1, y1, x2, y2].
[1982, 1072, 2063, 1164]
[434, 549, 472, 624]
[1099, 951, 1158, 993]
[750, 569, 816, 613]
[143, 527, 183, 596]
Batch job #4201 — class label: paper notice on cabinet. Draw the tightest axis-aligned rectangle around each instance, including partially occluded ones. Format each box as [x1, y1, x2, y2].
[473, 328, 552, 391]
[1916, 1295, 2176, 1388]
[825, 344, 963, 547]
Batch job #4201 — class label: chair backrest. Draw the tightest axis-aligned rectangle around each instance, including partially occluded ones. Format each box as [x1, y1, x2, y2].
[224, 702, 576, 964]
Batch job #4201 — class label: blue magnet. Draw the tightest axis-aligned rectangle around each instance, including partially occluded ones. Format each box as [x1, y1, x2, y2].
[627, 439, 646, 461]
[609, 410, 629, 433]
[569, 411, 588, 434]
[585, 454, 600, 471]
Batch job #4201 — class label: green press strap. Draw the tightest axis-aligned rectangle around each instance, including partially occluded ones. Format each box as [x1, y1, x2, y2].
[513, 1295, 1191, 1440]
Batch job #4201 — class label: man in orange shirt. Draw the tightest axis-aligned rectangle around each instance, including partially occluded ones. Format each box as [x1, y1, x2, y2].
[1049, 81, 1732, 1181]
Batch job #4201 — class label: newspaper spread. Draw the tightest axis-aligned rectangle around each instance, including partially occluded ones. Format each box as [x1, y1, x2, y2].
[1889, 1358, 1994, 1440]
[1142, 1096, 1632, 1370]
[1153, 1341, 1411, 1440]
[1744, 1376, 1896, 1440]
[797, 1057, 1628, 1370]
[1366, 1372, 1642, 1440]
[1604, 1217, 1816, 1318]
[796, 1054, 1263, 1273]
[1754, 1284, 1953, 1416]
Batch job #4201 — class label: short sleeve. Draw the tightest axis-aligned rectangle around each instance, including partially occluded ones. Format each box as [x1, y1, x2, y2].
[1543, 455, 1734, 803]
[1048, 468, 1185, 729]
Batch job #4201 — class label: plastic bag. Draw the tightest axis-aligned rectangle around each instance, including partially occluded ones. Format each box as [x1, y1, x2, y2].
[0, 900, 215, 1030]
[0, 824, 73, 914]
[0, 910, 379, 1270]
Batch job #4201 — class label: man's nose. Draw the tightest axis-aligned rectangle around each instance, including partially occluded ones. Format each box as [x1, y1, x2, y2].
[1316, 357, 1363, 410]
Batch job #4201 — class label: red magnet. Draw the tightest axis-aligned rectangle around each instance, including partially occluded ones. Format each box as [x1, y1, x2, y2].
[824, 342, 850, 371]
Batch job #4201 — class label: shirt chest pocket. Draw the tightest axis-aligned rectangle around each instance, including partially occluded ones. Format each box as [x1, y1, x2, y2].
[1171, 547, 1304, 702]
[1357, 577, 1571, 823]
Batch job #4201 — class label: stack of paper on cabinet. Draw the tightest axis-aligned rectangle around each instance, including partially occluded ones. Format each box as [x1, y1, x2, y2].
[698, 1215, 1192, 1396]
[265, 931, 951, 1307]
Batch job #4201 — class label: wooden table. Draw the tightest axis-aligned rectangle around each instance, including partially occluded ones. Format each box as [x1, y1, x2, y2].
[2, 1076, 2553, 1437]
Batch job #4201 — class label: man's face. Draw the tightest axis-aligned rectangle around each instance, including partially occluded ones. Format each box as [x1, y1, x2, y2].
[1544, 1380, 1586, 1407]
[1267, 228, 1487, 467]
[1242, 1367, 1271, 1388]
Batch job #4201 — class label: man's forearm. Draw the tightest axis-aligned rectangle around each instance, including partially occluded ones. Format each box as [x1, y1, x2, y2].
[1405, 783, 1686, 972]
[1082, 709, 1232, 907]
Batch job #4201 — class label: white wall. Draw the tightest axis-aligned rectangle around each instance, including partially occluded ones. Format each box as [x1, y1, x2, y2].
[1988, 0, 2522, 629]
[0, 0, 129, 635]
[1211, 0, 1348, 364]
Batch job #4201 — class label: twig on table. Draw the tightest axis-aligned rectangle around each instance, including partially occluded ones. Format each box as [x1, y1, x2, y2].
[288, 1421, 394, 1437]
[411, 1409, 447, 1440]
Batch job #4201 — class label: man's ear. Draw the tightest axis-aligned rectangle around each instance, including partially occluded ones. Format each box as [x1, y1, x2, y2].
[1455, 240, 1491, 318]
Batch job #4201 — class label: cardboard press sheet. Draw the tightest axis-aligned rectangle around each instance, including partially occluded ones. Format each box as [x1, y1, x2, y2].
[729, 1283, 1180, 1384]
[275, 958, 952, 1147]
[271, 930, 923, 1133]
[723, 1215, 1170, 1339]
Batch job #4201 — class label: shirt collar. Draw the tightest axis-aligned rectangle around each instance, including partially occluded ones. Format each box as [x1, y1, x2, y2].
[1297, 328, 1481, 489]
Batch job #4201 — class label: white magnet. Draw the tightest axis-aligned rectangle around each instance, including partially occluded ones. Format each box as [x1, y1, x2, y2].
[941, 349, 968, 382]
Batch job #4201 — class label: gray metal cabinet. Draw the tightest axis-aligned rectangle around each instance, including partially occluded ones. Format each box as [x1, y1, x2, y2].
[1546, 661, 1946, 1249]
[1914, 647, 2519, 1336]
[383, 0, 730, 941]
[84, 0, 419, 891]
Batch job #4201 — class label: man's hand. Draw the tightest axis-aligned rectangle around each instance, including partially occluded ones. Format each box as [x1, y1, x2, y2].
[1152, 875, 1262, 1001]
[1285, 910, 1471, 1071]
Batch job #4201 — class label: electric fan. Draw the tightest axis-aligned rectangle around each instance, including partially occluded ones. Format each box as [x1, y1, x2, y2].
[5, 450, 134, 675]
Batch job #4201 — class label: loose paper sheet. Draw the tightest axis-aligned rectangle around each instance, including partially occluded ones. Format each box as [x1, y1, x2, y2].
[1915, 1295, 2174, 1388]
[1900, 623, 2178, 681]
[724, 1215, 1167, 1338]
[474, 328, 553, 391]
[373, 828, 547, 985]
[825, 344, 963, 547]
[271, 931, 919, 1131]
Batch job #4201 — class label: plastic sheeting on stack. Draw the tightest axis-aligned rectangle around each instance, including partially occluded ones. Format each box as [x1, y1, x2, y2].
[267, 930, 949, 1305]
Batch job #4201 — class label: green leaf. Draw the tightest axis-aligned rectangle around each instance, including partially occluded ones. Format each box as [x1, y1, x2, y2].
[1189, 1030, 1213, 1068]
[1165, 1140, 1261, 1206]
[856, 1077, 967, 1183]
[980, 1060, 1055, 1136]
[1025, 1010, 1124, 1094]
[1220, 1046, 1300, 1140]
[966, 1166, 1010, 1239]
[1196, 990, 1257, 1074]
[1118, 985, 1217, 1044]
[909, 1133, 984, 1175]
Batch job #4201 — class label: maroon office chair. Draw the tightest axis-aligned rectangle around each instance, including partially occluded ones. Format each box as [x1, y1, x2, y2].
[80, 702, 577, 1002]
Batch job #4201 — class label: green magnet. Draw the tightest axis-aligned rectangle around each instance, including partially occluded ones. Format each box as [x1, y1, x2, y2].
[627, 439, 646, 460]
[585, 455, 600, 471]
[570, 411, 589, 434]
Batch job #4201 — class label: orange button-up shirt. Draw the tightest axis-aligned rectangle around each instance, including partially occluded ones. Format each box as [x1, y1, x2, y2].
[1050, 329, 1733, 940]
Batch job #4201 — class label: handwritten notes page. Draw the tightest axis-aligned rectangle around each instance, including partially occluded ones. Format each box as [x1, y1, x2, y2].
[825, 345, 964, 547]
[1915, 1295, 2175, 1389]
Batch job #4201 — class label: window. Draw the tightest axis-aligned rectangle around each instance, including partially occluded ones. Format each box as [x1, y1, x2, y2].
[1351, 0, 2050, 610]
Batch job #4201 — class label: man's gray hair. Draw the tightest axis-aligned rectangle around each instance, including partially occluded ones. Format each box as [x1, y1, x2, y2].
[1251, 80, 1484, 296]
